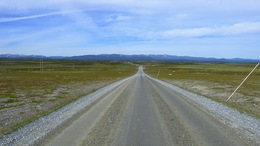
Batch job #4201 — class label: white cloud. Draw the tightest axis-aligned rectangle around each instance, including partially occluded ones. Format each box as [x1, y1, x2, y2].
[0, 9, 91, 23]
[163, 27, 213, 37]
[149, 22, 260, 38]
[219, 22, 260, 35]
[0, 12, 60, 23]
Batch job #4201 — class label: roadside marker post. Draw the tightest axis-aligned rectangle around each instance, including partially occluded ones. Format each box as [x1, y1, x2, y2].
[40, 59, 43, 71]
[156, 69, 161, 78]
[226, 63, 259, 102]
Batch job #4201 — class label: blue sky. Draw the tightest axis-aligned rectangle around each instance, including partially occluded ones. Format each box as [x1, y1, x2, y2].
[0, 0, 260, 59]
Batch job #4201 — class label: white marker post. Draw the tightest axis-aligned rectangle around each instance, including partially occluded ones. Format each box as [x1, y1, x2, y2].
[156, 69, 161, 78]
[226, 63, 259, 102]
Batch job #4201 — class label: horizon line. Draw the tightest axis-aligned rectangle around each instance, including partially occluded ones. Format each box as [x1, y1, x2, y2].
[0, 53, 259, 61]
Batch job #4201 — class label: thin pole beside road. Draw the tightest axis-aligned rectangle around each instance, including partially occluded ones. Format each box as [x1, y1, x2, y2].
[226, 63, 259, 102]
[156, 69, 161, 78]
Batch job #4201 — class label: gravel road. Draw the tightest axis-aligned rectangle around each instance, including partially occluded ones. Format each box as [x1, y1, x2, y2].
[0, 67, 259, 146]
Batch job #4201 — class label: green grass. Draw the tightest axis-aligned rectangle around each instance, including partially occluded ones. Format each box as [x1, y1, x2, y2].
[0, 59, 137, 136]
[144, 62, 260, 118]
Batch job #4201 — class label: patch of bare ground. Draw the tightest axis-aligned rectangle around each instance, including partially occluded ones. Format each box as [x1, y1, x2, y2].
[165, 79, 260, 118]
[0, 80, 114, 137]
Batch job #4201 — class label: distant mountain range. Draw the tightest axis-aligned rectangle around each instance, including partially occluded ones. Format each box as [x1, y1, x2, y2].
[0, 54, 259, 63]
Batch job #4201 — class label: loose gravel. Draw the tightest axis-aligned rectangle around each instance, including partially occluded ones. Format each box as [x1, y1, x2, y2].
[0, 77, 133, 146]
[146, 75, 260, 144]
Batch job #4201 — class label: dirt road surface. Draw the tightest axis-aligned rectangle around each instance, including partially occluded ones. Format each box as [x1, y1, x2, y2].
[39, 67, 257, 146]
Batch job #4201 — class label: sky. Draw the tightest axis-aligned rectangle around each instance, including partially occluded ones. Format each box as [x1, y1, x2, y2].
[0, 0, 260, 59]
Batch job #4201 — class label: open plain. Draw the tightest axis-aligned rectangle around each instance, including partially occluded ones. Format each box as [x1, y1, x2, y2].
[0, 59, 136, 137]
[0, 66, 259, 146]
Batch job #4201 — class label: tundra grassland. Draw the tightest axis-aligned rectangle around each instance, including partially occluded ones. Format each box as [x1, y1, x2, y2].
[144, 62, 260, 118]
[0, 59, 137, 137]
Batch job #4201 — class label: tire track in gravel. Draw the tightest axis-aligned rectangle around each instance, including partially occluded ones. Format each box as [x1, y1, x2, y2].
[39, 91, 108, 146]
[80, 78, 136, 146]
[146, 78, 197, 146]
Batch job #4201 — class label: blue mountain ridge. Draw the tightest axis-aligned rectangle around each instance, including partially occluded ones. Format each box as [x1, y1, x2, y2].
[0, 54, 259, 63]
